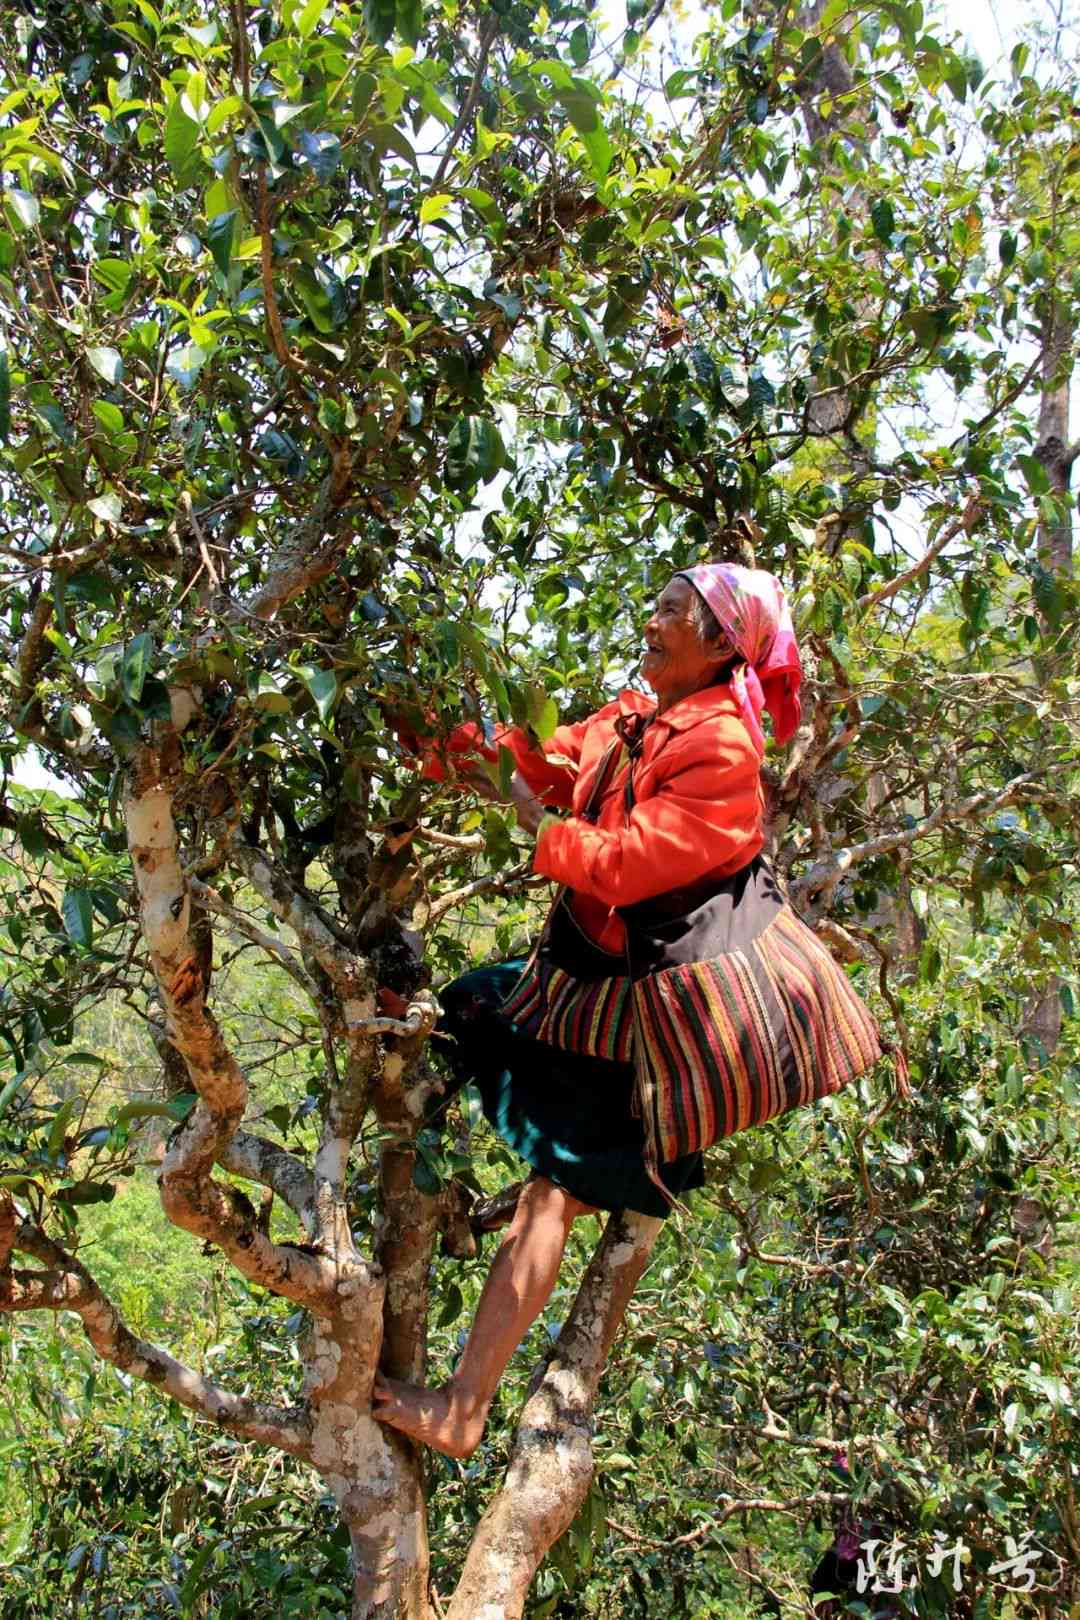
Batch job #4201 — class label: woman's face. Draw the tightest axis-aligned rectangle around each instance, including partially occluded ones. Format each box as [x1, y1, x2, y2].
[641, 577, 730, 707]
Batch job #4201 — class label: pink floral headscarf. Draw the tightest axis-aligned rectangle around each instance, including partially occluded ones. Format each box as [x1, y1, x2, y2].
[679, 563, 803, 756]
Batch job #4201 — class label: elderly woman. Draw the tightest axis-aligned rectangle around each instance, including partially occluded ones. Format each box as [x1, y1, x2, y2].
[374, 565, 847, 1458]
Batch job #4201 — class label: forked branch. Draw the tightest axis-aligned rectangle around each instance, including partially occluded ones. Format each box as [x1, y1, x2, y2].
[0, 1210, 313, 1459]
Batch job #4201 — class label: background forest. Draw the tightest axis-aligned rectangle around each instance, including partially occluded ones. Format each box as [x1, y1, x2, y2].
[0, 0, 1076, 1614]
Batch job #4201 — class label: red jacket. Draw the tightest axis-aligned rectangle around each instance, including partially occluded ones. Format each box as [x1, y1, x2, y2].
[456, 687, 764, 955]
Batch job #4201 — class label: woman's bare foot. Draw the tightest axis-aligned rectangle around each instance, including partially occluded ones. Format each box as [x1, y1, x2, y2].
[371, 1374, 487, 1459]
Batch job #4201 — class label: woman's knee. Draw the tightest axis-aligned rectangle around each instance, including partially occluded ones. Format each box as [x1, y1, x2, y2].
[518, 1176, 598, 1230]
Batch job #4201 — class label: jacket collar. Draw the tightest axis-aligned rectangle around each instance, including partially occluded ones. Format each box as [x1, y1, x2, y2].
[617, 684, 738, 734]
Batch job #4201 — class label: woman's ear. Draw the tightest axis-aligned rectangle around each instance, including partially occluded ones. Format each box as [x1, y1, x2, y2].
[708, 632, 736, 672]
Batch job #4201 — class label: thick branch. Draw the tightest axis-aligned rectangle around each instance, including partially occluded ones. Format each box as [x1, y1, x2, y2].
[446, 1210, 662, 1620]
[2, 1218, 312, 1458]
[218, 1128, 319, 1239]
[229, 840, 369, 998]
[125, 749, 346, 1306]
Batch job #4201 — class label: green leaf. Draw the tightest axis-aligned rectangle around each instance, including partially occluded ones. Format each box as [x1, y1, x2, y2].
[419, 192, 452, 225]
[165, 342, 209, 388]
[436, 1282, 464, 1328]
[1016, 454, 1049, 495]
[817, 0, 850, 28]
[0, 1174, 40, 1194]
[296, 0, 331, 36]
[62, 888, 94, 947]
[526, 684, 559, 740]
[497, 743, 516, 800]
[396, 0, 423, 47]
[998, 230, 1016, 267]
[297, 664, 338, 722]
[412, 1156, 441, 1195]
[870, 197, 895, 244]
[92, 400, 125, 437]
[48, 1096, 81, 1158]
[207, 209, 237, 277]
[0, 1073, 28, 1120]
[114, 1097, 191, 1125]
[252, 672, 292, 714]
[7, 187, 40, 230]
[33, 402, 74, 444]
[445, 415, 506, 488]
[364, 0, 396, 44]
[85, 345, 124, 384]
[164, 96, 200, 184]
[296, 130, 342, 183]
[576, 307, 609, 362]
[88, 491, 122, 523]
[92, 259, 132, 298]
[555, 85, 612, 179]
[121, 632, 154, 705]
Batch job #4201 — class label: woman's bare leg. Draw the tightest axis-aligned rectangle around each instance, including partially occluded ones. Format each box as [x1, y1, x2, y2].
[372, 1176, 596, 1458]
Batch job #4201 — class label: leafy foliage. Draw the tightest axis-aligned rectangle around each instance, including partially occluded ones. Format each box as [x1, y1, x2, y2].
[0, 0, 1077, 1611]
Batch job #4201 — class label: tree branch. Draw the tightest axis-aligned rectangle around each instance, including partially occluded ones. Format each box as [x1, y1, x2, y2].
[228, 840, 369, 999]
[217, 1128, 319, 1240]
[791, 769, 1054, 910]
[423, 861, 541, 927]
[125, 748, 349, 1307]
[2, 1217, 313, 1459]
[428, 12, 499, 194]
[190, 876, 317, 997]
[446, 1210, 662, 1620]
[857, 492, 983, 615]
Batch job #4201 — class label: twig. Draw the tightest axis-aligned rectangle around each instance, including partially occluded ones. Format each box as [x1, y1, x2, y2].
[606, 1491, 846, 1549]
[857, 492, 983, 614]
[425, 861, 541, 925]
[189, 877, 314, 995]
[428, 13, 499, 194]
[414, 826, 486, 851]
[179, 490, 220, 588]
[792, 768, 1057, 907]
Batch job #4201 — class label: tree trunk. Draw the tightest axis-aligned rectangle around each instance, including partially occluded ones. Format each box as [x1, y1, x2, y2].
[1034, 294, 1076, 583]
[305, 1298, 431, 1620]
[446, 1210, 662, 1620]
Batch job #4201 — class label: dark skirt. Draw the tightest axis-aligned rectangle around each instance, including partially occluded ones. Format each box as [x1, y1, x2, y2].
[439, 960, 703, 1220]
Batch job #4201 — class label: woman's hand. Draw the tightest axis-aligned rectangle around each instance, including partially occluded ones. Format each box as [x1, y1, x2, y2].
[510, 771, 547, 836]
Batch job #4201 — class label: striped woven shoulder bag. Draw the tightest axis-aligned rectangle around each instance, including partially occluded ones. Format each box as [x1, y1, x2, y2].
[617, 740, 886, 1174]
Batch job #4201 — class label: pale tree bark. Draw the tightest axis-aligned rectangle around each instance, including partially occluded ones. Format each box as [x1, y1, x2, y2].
[445, 1211, 662, 1620]
[1034, 293, 1076, 585]
[1021, 278, 1075, 1061]
[118, 731, 435, 1619]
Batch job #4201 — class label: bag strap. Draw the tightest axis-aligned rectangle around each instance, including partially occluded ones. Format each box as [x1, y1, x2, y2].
[580, 736, 625, 825]
[538, 735, 625, 944]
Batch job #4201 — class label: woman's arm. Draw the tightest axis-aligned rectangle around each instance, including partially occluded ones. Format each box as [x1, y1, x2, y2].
[532, 721, 763, 907]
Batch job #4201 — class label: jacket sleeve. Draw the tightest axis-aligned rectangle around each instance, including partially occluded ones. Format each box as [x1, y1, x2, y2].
[507, 705, 621, 810]
[403, 709, 608, 812]
[532, 721, 762, 907]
